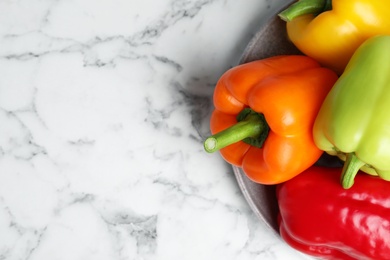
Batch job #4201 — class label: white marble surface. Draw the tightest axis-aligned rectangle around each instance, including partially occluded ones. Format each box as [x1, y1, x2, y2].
[0, 0, 308, 259]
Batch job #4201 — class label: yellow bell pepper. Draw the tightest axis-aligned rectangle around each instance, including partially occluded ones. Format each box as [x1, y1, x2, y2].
[279, 0, 390, 75]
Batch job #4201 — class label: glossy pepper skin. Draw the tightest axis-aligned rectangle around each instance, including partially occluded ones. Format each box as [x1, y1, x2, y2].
[314, 35, 390, 189]
[204, 55, 338, 184]
[277, 166, 390, 260]
[279, 0, 390, 75]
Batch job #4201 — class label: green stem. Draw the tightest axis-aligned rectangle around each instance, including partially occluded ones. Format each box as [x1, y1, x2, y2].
[204, 109, 269, 153]
[340, 153, 366, 189]
[278, 0, 332, 22]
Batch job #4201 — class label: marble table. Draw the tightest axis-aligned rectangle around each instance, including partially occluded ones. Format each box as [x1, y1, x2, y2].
[0, 0, 307, 259]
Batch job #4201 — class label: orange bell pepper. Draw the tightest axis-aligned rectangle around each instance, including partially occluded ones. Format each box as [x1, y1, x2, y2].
[204, 55, 338, 184]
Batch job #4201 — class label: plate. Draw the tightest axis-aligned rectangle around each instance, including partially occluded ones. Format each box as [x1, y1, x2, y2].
[233, 1, 343, 235]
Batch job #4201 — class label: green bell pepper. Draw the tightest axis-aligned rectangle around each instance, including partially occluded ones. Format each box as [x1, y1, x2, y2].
[313, 35, 390, 189]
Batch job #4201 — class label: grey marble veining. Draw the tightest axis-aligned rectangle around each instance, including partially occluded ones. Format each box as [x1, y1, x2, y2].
[0, 0, 306, 259]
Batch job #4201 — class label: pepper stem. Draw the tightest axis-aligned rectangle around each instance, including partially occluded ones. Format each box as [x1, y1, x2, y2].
[278, 0, 332, 22]
[340, 153, 366, 189]
[204, 109, 269, 153]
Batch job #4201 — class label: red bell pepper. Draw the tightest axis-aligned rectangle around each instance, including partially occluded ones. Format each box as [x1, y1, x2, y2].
[277, 166, 390, 260]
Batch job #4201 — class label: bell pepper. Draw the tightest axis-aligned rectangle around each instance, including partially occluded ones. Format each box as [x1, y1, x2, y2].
[279, 0, 390, 75]
[313, 35, 390, 189]
[277, 166, 390, 260]
[203, 55, 338, 184]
